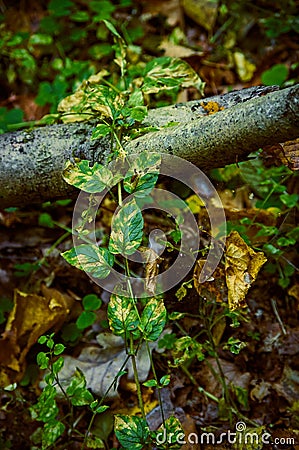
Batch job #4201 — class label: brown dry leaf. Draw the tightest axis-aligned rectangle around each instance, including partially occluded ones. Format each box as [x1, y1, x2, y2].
[262, 138, 299, 170]
[273, 364, 299, 403]
[141, 0, 183, 27]
[56, 332, 164, 399]
[197, 357, 251, 398]
[194, 260, 227, 303]
[159, 38, 203, 59]
[282, 138, 299, 170]
[288, 284, 299, 303]
[179, 413, 200, 450]
[141, 247, 161, 296]
[225, 231, 267, 310]
[0, 286, 74, 385]
[250, 379, 272, 402]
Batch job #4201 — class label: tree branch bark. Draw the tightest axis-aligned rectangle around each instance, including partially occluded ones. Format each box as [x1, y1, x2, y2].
[0, 84, 298, 209]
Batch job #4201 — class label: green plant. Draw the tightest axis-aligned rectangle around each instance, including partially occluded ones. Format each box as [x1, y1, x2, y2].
[31, 333, 109, 449]
[55, 21, 206, 449]
[77, 293, 102, 330]
[167, 298, 251, 423]
[212, 158, 298, 289]
[61, 293, 103, 343]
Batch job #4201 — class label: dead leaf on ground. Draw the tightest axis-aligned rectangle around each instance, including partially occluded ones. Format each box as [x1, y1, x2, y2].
[194, 260, 227, 303]
[225, 231, 267, 310]
[55, 331, 165, 398]
[273, 364, 299, 403]
[262, 138, 299, 171]
[250, 379, 272, 402]
[141, 0, 183, 27]
[159, 38, 203, 59]
[182, 0, 218, 32]
[0, 285, 74, 385]
[197, 357, 251, 399]
[288, 284, 299, 303]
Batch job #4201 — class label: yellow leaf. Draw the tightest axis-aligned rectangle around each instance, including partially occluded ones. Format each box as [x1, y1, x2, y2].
[225, 231, 267, 310]
[182, 0, 218, 32]
[0, 286, 74, 385]
[233, 51, 256, 82]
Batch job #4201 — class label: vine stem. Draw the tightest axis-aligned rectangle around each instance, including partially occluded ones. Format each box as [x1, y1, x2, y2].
[81, 354, 131, 450]
[145, 340, 166, 427]
[130, 334, 146, 420]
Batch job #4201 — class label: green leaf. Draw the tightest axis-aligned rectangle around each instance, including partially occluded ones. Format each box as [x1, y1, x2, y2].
[71, 388, 94, 406]
[143, 379, 158, 387]
[70, 10, 90, 22]
[172, 336, 204, 366]
[158, 333, 177, 350]
[66, 368, 86, 395]
[280, 193, 298, 208]
[287, 226, 299, 241]
[46, 337, 55, 349]
[88, 42, 113, 59]
[53, 343, 65, 355]
[103, 19, 122, 39]
[279, 276, 290, 289]
[92, 123, 111, 139]
[223, 337, 246, 355]
[37, 352, 49, 370]
[38, 335, 47, 345]
[107, 293, 140, 338]
[76, 310, 97, 329]
[261, 64, 288, 86]
[61, 323, 82, 342]
[38, 212, 54, 228]
[83, 294, 102, 311]
[232, 385, 249, 410]
[0, 108, 24, 131]
[31, 385, 58, 422]
[141, 57, 205, 95]
[277, 236, 296, 247]
[255, 225, 278, 238]
[52, 356, 64, 375]
[155, 416, 184, 449]
[263, 243, 282, 256]
[160, 375, 170, 386]
[63, 160, 115, 193]
[140, 297, 167, 341]
[90, 402, 110, 414]
[124, 152, 161, 197]
[109, 199, 143, 255]
[114, 415, 150, 450]
[42, 421, 65, 448]
[128, 90, 144, 107]
[86, 436, 105, 448]
[29, 33, 53, 46]
[62, 244, 114, 278]
[48, 0, 73, 17]
[128, 106, 148, 122]
[66, 369, 94, 406]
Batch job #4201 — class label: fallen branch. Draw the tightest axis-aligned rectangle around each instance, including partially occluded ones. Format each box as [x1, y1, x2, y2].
[0, 84, 298, 209]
